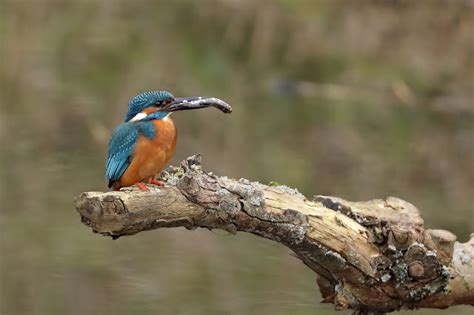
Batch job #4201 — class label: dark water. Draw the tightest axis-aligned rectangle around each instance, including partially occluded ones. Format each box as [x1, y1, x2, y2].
[1, 1, 473, 314]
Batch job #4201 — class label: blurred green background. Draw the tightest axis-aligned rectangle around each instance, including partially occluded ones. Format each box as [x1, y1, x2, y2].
[1, 0, 473, 314]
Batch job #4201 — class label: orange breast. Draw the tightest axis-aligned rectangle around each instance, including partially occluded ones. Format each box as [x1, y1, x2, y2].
[115, 117, 177, 189]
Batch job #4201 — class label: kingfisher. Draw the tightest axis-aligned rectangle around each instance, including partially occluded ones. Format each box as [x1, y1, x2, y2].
[106, 90, 232, 191]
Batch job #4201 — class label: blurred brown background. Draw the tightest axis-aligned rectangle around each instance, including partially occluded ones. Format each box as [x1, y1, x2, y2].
[1, 0, 473, 314]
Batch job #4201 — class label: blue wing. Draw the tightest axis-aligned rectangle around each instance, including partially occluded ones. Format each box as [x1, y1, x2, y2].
[105, 122, 140, 187]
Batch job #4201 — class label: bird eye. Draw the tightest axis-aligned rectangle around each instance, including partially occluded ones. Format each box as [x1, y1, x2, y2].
[155, 98, 174, 107]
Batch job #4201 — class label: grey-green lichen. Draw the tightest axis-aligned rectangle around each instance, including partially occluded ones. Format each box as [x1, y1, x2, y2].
[325, 250, 347, 267]
[159, 166, 186, 185]
[189, 163, 202, 172]
[387, 244, 403, 259]
[266, 182, 302, 196]
[238, 178, 251, 185]
[217, 188, 241, 214]
[248, 188, 264, 207]
[439, 265, 450, 286]
[334, 282, 343, 293]
[408, 286, 435, 301]
[392, 262, 409, 284]
[459, 249, 470, 264]
[381, 273, 392, 283]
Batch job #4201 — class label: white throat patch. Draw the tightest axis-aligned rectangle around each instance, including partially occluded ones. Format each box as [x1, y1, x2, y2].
[130, 112, 147, 122]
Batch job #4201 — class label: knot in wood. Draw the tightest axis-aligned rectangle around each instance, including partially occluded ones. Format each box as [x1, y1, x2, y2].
[406, 243, 427, 258]
[405, 243, 439, 280]
[428, 229, 457, 244]
[388, 227, 414, 250]
[408, 261, 425, 279]
[425, 229, 456, 265]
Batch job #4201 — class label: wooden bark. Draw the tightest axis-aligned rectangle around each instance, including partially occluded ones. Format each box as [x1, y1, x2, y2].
[75, 155, 473, 313]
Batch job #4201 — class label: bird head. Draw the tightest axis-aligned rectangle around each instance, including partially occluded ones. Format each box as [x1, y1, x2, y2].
[125, 90, 232, 122]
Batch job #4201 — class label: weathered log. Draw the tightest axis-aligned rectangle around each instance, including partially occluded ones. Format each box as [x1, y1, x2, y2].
[75, 155, 474, 313]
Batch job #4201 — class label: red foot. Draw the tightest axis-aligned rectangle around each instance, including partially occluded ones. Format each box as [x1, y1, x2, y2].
[135, 182, 149, 191]
[149, 178, 164, 186]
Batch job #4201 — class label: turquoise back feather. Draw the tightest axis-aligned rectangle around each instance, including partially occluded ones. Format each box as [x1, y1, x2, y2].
[105, 121, 156, 187]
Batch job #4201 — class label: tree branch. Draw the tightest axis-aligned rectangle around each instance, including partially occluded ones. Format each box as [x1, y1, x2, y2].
[75, 155, 474, 313]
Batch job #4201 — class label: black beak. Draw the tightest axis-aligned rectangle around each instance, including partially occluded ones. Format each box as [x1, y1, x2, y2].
[163, 97, 232, 113]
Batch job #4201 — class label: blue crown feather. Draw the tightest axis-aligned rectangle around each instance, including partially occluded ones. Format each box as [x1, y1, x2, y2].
[125, 90, 174, 122]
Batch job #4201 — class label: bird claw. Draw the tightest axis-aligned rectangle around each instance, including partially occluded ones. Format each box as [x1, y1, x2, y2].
[149, 179, 165, 186]
[134, 182, 149, 191]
